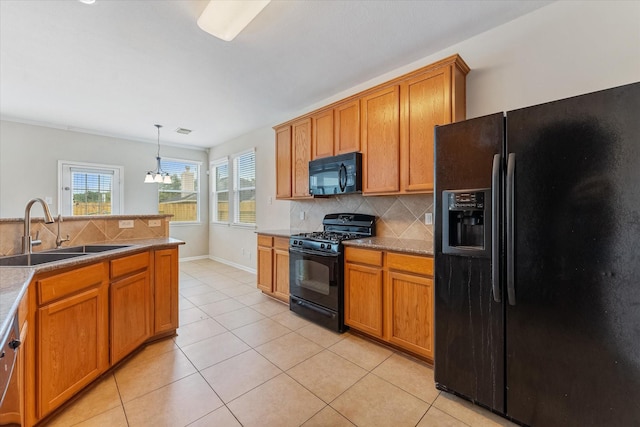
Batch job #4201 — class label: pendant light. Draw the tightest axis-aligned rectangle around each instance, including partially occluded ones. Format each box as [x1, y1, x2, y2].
[144, 124, 172, 184]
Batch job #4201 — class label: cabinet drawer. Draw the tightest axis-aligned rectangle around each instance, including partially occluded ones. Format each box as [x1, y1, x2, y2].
[274, 237, 289, 251]
[110, 252, 149, 280]
[258, 235, 273, 247]
[345, 247, 383, 267]
[387, 252, 433, 276]
[38, 262, 106, 305]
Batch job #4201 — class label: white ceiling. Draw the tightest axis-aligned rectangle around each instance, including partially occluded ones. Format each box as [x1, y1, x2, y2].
[0, 0, 552, 149]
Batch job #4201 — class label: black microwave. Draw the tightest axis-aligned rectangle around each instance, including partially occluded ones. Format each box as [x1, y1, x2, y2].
[309, 152, 362, 196]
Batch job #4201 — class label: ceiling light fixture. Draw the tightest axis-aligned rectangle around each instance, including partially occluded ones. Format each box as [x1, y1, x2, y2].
[197, 0, 270, 41]
[78, 0, 96, 4]
[144, 124, 172, 184]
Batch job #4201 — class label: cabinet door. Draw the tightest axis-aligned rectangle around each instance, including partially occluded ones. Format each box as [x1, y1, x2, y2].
[37, 284, 108, 418]
[153, 248, 179, 335]
[385, 271, 433, 359]
[111, 271, 151, 364]
[401, 67, 451, 192]
[344, 262, 384, 337]
[275, 125, 292, 199]
[312, 109, 334, 159]
[273, 248, 290, 301]
[335, 100, 360, 154]
[361, 85, 400, 194]
[257, 245, 274, 293]
[292, 118, 312, 198]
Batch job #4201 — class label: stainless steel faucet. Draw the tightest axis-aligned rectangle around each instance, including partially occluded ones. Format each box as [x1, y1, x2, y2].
[22, 198, 55, 254]
[55, 214, 70, 249]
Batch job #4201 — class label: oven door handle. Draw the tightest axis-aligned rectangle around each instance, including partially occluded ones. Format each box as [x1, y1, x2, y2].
[289, 247, 340, 257]
[293, 298, 337, 319]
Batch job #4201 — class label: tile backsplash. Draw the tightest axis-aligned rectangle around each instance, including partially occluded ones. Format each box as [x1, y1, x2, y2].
[0, 215, 170, 256]
[290, 193, 434, 245]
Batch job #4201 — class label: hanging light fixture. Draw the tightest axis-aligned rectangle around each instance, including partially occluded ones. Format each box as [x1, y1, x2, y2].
[144, 124, 172, 184]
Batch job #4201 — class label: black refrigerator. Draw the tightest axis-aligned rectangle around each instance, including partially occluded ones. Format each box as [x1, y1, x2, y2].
[434, 82, 640, 427]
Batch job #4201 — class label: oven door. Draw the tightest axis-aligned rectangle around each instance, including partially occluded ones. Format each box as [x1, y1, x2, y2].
[289, 247, 340, 311]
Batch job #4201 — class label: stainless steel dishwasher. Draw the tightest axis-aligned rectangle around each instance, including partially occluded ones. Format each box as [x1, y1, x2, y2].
[0, 314, 21, 427]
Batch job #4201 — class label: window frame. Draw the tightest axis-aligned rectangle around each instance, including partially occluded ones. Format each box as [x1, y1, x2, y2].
[157, 157, 202, 224]
[232, 149, 256, 227]
[211, 156, 230, 225]
[58, 160, 123, 216]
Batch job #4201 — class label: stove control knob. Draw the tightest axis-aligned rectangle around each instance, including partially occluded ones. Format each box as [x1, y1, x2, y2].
[293, 240, 298, 245]
[320, 243, 325, 249]
[327, 244, 332, 250]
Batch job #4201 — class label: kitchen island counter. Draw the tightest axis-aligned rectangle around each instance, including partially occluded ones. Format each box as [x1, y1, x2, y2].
[0, 237, 183, 342]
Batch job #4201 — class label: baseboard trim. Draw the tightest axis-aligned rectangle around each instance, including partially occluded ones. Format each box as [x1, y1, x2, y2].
[208, 255, 257, 274]
[179, 255, 210, 263]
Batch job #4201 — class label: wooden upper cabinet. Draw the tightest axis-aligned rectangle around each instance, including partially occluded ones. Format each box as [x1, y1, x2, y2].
[400, 68, 449, 193]
[292, 117, 312, 198]
[275, 125, 292, 199]
[312, 109, 334, 159]
[361, 85, 401, 194]
[335, 100, 360, 154]
[274, 54, 468, 197]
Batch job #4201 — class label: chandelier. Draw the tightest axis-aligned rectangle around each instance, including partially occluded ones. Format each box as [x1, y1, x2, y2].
[144, 124, 172, 184]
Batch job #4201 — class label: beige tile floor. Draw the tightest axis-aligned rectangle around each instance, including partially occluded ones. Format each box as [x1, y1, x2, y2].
[45, 258, 517, 427]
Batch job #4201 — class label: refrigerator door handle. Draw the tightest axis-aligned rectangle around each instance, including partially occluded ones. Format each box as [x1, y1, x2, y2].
[491, 153, 501, 302]
[506, 153, 516, 305]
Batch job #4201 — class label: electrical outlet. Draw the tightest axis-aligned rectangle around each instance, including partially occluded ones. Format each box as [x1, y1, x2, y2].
[424, 213, 433, 225]
[119, 220, 134, 228]
[45, 196, 53, 205]
[268, 196, 273, 205]
[148, 219, 161, 227]
[300, 211, 306, 220]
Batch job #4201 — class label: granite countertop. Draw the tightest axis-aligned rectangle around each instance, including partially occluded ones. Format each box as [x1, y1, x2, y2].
[257, 230, 434, 256]
[256, 229, 298, 238]
[0, 237, 184, 344]
[343, 237, 434, 256]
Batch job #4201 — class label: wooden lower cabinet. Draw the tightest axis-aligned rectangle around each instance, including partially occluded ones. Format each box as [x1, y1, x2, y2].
[25, 246, 181, 425]
[256, 234, 290, 302]
[344, 246, 434, 360]
[257, 235, 274, 293]
[385, 271, 433, 358]
[344, 263, 384, 337]
[153, 248, 179, 335]
[273, 247, 290, 301]
[110, 270, 151, 365]
[35, 263, 109, 418]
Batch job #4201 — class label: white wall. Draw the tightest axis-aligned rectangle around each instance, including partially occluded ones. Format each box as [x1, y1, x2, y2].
[208, 0, 640, 268]
[0, 120, 210, 258]
[209, 127, 290, 271]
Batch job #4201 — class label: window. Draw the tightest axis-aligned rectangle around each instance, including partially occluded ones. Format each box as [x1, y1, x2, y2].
[59, 161, 122, 215]
[211, 158, 229, 223]
[158, 159, 200, 223]
[211, 149, 256, 226]
[234, 150, 256, 225]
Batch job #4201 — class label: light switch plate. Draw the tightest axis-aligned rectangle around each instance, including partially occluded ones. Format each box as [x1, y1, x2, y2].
[119, 220, 134, 228]
[148, 219, 161, 227]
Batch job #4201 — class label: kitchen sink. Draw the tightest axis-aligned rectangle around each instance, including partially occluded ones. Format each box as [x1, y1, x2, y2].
[0, 252, 88, 267]
[50, 244, 132, 253]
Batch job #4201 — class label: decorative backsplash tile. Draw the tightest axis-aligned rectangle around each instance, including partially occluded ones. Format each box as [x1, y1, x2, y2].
[0, 215, 170, 256]
[290, 193, 434, 245]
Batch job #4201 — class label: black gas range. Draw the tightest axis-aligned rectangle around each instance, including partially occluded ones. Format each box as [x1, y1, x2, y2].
[289, 213, 376, 332]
